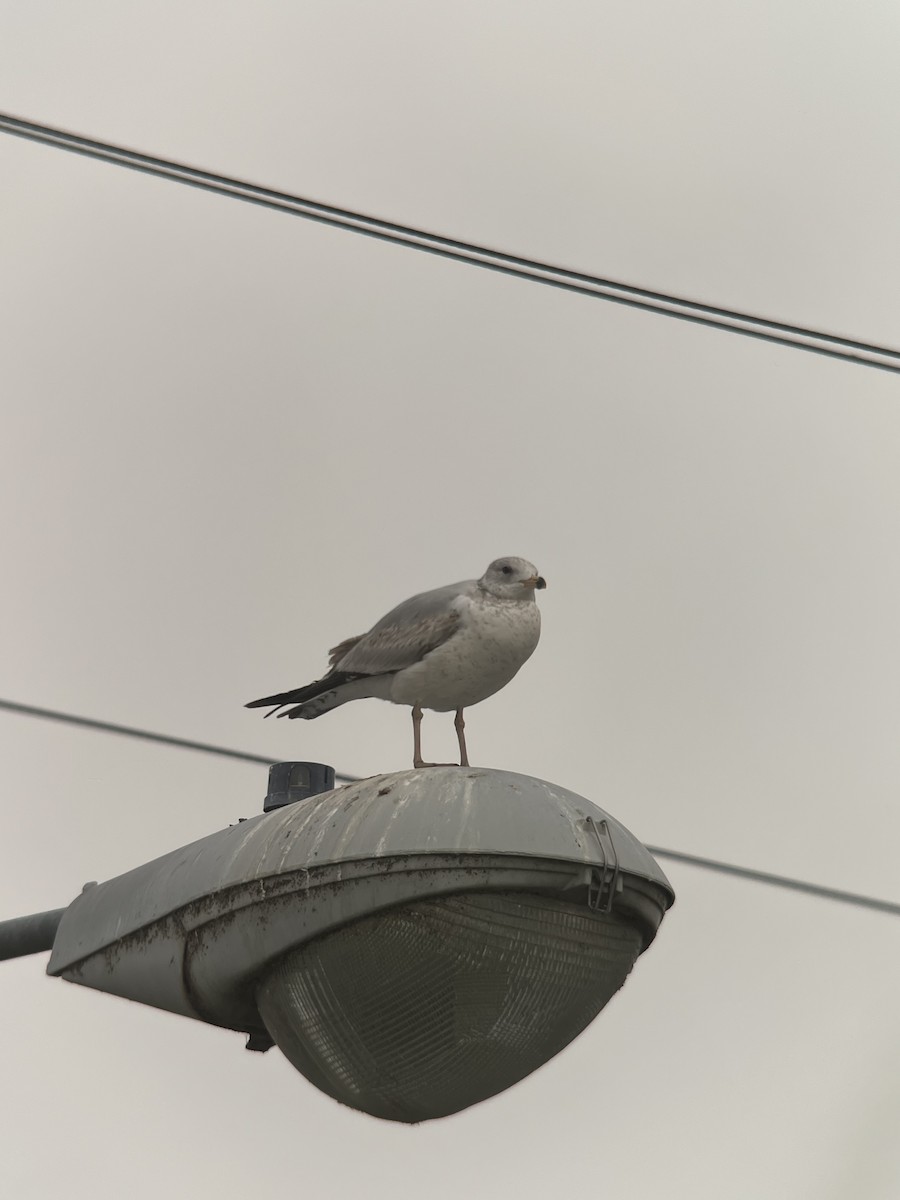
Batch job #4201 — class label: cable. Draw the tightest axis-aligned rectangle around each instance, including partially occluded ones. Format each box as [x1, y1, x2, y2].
[0, 698, 357, 781]
[2, 697, 898, 918]
[2, 110, 899, 376]
[644, 846, 900, 917]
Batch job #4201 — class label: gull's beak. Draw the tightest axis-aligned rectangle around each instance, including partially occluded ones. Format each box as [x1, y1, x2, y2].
[523, 574, 547, 590]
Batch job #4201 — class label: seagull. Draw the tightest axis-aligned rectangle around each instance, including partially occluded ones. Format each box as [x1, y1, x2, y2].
[245, 556, 547, 768]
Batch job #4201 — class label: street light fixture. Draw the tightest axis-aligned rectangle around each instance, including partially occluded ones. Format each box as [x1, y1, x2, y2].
[16, 765, 674, 1121]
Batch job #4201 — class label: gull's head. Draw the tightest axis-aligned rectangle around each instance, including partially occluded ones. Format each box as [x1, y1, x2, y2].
[480, 557, 547, 600]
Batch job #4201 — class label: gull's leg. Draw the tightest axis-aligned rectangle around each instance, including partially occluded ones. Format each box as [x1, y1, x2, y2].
[412, 704, 455, 768]
[412, 704, 427, 768]
[455, 708, 469, 767]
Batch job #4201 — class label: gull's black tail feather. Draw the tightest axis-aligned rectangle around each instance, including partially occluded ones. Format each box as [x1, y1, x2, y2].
[245, 672, 362, 718]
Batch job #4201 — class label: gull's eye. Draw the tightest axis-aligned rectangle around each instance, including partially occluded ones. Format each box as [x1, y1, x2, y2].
[500, 564, 513, 575]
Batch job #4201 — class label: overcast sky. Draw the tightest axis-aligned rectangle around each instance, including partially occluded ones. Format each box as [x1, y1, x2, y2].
[2, 3, 900, 1198]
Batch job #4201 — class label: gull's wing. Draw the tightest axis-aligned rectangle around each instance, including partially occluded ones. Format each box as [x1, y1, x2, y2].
[329, 579, 474, 676]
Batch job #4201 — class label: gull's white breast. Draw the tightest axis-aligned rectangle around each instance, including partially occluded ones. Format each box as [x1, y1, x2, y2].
[389, 594, 541, 712]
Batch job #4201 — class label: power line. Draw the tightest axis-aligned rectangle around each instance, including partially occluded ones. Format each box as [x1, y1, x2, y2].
[643, 846, 900, 917]
[2, 110, 899, 376]
[0, 697, 356, 781]
[2, 697, 898, 918]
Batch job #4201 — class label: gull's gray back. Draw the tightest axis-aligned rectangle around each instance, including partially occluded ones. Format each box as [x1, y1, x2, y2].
[333, 578, 476, 676]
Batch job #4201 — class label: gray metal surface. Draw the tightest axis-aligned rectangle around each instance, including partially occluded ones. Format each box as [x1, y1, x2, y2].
[47, 767, 674, 1033]
[0, 908, 66, 961]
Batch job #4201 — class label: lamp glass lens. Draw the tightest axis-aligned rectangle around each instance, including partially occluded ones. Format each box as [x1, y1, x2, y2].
[257, 891, 642, 1122]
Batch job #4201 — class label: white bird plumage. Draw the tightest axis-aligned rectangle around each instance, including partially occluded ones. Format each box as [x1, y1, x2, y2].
[246, 556, 547, 767]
